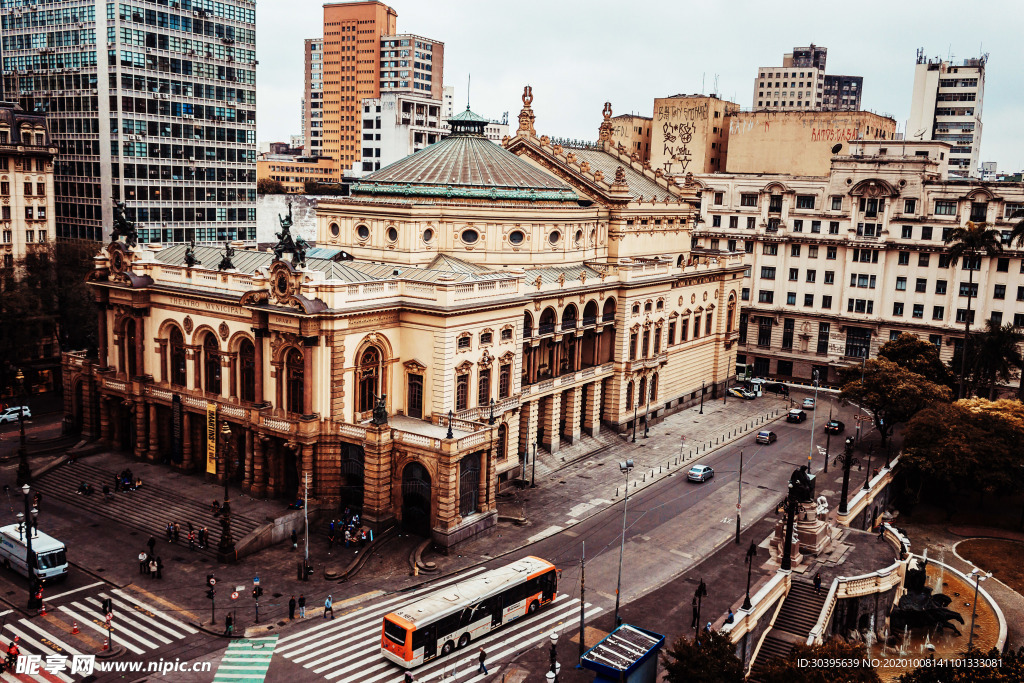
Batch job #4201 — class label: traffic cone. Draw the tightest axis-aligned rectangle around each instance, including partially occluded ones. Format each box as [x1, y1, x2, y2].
[40, 603, 46, 617]
[71, 622, 79, 635]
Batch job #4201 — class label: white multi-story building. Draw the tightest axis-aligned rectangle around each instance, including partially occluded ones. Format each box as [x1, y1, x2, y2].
[693, 140, 1024, 386]
[355, 91, 444, 176]
[303, 38, 324, 157]
[908, 49, 986, 178]
[1, 0, 257, 244]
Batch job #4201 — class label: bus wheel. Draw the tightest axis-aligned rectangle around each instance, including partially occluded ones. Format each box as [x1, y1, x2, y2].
[1, 558, 8, 570]
[528, 600, 539, 614]
[458, 633, 470, 649]
[441, 640, 454, 655]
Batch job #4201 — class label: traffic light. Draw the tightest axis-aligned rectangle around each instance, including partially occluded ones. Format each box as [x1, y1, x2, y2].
[206, 588, 215, 600]
[251, 586, 263, 599]
[101, 598, 113, 615]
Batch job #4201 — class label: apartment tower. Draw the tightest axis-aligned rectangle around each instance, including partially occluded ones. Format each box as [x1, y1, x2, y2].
[1, 0, 257, 244]
[907, 48, 986, 178]
[303, 38, 324, 156]
[754, 44, 863, 112]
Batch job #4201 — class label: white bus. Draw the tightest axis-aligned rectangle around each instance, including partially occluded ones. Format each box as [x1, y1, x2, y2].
[381, 556, 557, 668]
[0, 524, 68, 583]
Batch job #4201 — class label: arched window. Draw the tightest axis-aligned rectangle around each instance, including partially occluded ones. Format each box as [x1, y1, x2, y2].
[650, 373, 658, 402]
[602, 298, 616, 323]
[169, 327, 187, 387]
[238, 339, 256, 402]
[203, 333, 221, 394]
[285, 348, 304, 414]
[638, 377, 647, 407]
[497, 424, 508, 461]
[626, 381, 634, 410]
[458, 453, 480, 516]
[523, 311, 534, 337]
[358, 347, 381, 413]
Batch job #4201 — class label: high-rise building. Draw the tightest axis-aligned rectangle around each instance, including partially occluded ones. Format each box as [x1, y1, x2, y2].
[908, 48, 986, 178]
[302, 38, 324, 157]
[1, 0, 257, 244]
[0, 102, 56, 265]
[753, 44, 863, 112]
[378, 34, 443, 99]
[320, 1, 397, 172]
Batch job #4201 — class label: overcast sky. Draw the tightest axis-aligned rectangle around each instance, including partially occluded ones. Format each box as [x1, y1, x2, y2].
[257, 0, 1024, 172]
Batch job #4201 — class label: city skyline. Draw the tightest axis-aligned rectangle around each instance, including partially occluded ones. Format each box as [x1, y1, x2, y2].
[257, 0, 1024, 172]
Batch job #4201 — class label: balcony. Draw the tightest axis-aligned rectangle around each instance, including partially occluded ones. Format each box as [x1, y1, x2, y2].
[624, 352, 668, 372]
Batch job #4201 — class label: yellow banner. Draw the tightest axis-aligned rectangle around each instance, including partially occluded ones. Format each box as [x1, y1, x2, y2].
[206, 403, 217, 474]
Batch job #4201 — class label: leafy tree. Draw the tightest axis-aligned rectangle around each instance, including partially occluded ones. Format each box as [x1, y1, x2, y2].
[662, 630, 744, 683]
[257, 178, 286, 194]
[878, 332, 955, 387]
[839, 358, 952, 445]
[944, 221, 1004, 398]
[897, 646, 1024, 682]
[52, 241, 100, 353]
[955, 320, 1024, 400]
[1009, 208, 1024, 248]
[759, 639, 880, 683]
[303, 180, 346, 196]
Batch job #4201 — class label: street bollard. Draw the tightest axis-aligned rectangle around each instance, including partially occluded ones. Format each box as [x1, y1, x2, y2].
[659, 466, 662, 474]
[616, 487, 619, 497]
[642, 473, 646, 482]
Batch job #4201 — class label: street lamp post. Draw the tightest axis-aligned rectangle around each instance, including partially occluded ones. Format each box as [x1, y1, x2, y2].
[17, 484, 39, 609]
[780, 483, 798, 572]
[531, 437, 539, 488]
[631, 404, 637, 443]
[217, 422, 236, 561]
[835, 437, 859, 515]
[546, 632, 561, 683]
[643, 379, 650, 439]
[741, 541, 757, 610]
[613, 459, 634, 628]
[863, 446, 875, 491]
[823, 406, 832, 474]
[967, 568, 991, 651]
[15, 369, 31, 487]
[807, 369, 820, 472]
[699, 381, 705, 414]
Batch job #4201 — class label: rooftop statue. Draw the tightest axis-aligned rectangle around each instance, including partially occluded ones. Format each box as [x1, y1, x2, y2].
[111, 200, 139, 248]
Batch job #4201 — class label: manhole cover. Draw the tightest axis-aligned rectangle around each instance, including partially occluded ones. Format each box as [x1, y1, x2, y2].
[272, 592, 283, 598]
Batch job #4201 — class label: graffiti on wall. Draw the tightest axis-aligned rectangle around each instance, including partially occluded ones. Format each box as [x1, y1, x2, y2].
[810, 127, 861, 142]
[661, 120, 695, 173]
[656, 101, 709, 122]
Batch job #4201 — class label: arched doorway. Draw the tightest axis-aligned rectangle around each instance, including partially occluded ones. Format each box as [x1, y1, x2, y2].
[459, 453, 481, 516]
[339, 442, 364, 511]
[401, 462, 432, 537]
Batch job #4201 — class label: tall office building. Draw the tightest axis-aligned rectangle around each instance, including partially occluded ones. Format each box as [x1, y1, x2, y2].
[302, 38, 324, 157]
[378, 33, 443, 99]
[753, 44, 863, 112]
[1, 0, 257, 244]
[907, 48, 986, 178]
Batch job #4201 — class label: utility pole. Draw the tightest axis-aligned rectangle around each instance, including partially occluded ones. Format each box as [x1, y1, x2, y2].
[735, 450, 743, 544]
[578, 542, 586, 660]
[824, 406, 832, 474]
[807, 369, 819, 471]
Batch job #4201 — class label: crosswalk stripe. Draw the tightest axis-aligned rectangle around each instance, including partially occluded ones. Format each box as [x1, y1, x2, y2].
[323, 599, 586, 682]
[14, 621, 82, 659]
[276, 567, 488, 653]
[0, 655, 73, 683]
[55, 605, 143, 655]
[68, 601, 154, 653]
[212, 637, 277, 683]
[44, 582, 106, 603]
[109, 590, 198, 635]
[82, 597, 171, 646]
[102, 592, 192, 638]
[4, 625, 77, 682]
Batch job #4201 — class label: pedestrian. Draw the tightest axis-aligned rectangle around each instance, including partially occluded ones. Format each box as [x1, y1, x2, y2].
[139, 552, 149, 575]
[690, 595, 698, 629]
[878, 523, 886, 538]
[173, 522, 180, 543]
[166, 522, 174, 542]
[813, 572, 822, 594]
[198, 527, 206, 549]
[291, 529, 298, 551]
[288, 596, 296, 620]
[149, 558, 157, 579]
[324, 595, 334, 619]
[224, 613, 233, 637]
[147, 535, 156, 556]
[344, 528, 351, 547]
[298, 594, 306, 618]
[188, 529, 195, 551]
[725, 609, 734, 624]
[156, 557, 163, 580]
[704, 621, 712, 633]
[114, 475, 121, 493]
[477, 647, 488, 675]
[404, 672, 414, 683]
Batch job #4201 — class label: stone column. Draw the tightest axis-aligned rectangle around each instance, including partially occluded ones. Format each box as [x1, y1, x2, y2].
[158, 340, 168, 383]
[595, 330, 603, 366]
[361, 425, 395, 531]
[243, 429, 254, 490]
[253, 329, 266, 404]
[574, 333, 583, 371]
[517, 400, 539, 460]
[134, 316, 145, 378]
[266, 440, 282, 498]
[182, 411, 194, 470]
[96, 304, 109, 369]
[435, 448, 458, 534]
[302, 337, 316, 415]
[541, 392, 562, 454]
[252, 435, 267, 497]
[133, 402, 147, 459]
[228, 352, 238, 400]
[300, 443, 315, 499]
[477, 449, 488, 512]
[99, 396, 112, 445]
[81, 378, 97, 440]
[188, 348, 201, 391]
[148, 403, 159, 461]
[582, 380, 603, 437]
[529, 343, 540, 384]
[562, 386, 582, 444]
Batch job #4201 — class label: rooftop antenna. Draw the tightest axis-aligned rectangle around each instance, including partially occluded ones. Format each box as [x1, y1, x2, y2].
[701, 72, 705, 94]
[713, 74, 720, 97]
[467, 74, 471, 110]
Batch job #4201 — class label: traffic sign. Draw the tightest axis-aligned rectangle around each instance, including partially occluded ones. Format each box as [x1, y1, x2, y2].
[208, 577, 217, 586]
[235, 585, 245, 593]
[253, 577, 260, 585]
[231, 591, 239, 601]
[106, 613, 112, 621]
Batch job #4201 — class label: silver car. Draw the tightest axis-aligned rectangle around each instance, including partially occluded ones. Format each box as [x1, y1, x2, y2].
[687, 465, 714, 482]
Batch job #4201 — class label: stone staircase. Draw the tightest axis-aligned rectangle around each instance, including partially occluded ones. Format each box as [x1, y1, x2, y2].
[33, 461, 263, 559]
[531, 429, 625, 480]
[749, 579, 828, 679]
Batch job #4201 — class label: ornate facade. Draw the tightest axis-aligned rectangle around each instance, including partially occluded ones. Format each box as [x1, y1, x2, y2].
[64, 90, 742, 547]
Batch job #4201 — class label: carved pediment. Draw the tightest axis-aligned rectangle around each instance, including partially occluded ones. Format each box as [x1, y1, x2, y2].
[403, 359, 427, 373]
[240, 260, 327, 314]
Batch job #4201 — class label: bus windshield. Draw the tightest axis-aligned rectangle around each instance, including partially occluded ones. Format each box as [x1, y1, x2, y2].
[383, 619, 407, 646]
[36, 550, 66, 570]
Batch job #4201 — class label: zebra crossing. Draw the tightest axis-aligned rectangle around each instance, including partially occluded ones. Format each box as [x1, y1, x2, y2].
[0, 587, 198, 682]
[276, 566, 601, 683]
[212, 636, 277, 683]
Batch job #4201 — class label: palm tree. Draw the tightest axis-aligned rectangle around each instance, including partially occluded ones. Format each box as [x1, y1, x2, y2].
[967, 320, 1024, 399]
[944, 221, 1003, 398]
[1009, 209, 1024, 248]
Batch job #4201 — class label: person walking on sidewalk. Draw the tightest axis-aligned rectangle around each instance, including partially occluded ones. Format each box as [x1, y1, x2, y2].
[188, 529, 195, 551]
[139, 552, 149, 575]
[173, 522, 180, 543]
[198, 527, 206, 549]
[165, 522, 173, 542]
[477, 648, 488, 675]
[324, 595, 334, 619]
[291, 529, 298, 551]
[813, 572, 822, 593]
[147, 535, 156, 556]
[288, 596, 296, 620]
[224, 613, 233, 637]
[298, 594, 306, 618]
[148, 557, 157, 579]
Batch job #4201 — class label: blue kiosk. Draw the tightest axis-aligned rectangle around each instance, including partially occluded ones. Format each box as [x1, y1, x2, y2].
[579, 624, 665, 683]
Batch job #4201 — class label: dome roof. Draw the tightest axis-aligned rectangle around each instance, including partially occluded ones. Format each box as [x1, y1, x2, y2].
[350, 108, 578, 203]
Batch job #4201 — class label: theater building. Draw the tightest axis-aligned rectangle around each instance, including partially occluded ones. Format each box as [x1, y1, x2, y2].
[63, 90, 742, 547]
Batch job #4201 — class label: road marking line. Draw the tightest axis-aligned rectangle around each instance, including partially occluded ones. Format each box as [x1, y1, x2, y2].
[58, 605, 144, 655]
[44, 610, 105, 650]
[15, 620, 82, 657]
[83, 596, 172, 645]
[118, 585, 200, 624]
[108, 590, 197, 635]
[44, 582, 105, 602]
[3, 625, 73, 683]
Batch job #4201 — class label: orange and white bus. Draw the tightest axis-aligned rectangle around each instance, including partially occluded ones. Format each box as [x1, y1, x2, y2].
[381, 556, 557, 667]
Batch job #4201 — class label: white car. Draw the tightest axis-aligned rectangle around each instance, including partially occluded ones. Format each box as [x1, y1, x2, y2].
[0, 406, 31, 424]
[803, 398, 815, 409]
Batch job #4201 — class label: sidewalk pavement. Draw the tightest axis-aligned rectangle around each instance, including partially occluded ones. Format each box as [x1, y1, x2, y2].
[0, 412, 65, 459]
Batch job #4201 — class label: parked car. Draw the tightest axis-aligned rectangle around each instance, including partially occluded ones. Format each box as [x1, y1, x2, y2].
[825, 420, 845, 434]
[786, 409, 807, 423]
[687, 465, 715, 483]
[802, 398, 816, 409]
[0, 407, 31, 424]
[728, 387, 756, 400]
[755, 430, 778, 444]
